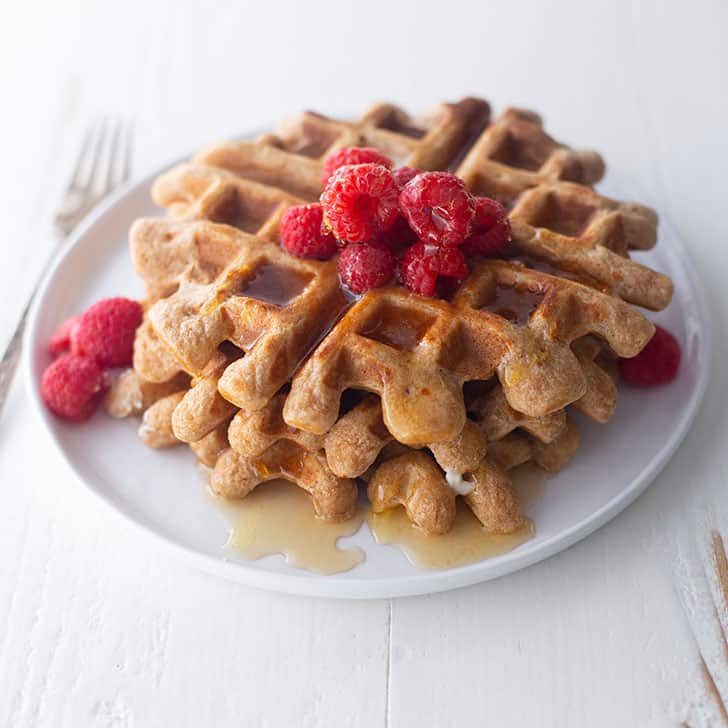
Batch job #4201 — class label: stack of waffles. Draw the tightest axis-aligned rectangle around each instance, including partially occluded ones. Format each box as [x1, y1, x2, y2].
[106, 98, 673, 536]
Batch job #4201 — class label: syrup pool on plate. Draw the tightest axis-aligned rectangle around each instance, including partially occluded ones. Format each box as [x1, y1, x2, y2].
[221, 480, 366, 575]
[368, 463, 546, 570]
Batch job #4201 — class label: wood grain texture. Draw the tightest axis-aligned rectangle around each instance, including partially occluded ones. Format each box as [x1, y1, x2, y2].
[1, 0, 727, 725]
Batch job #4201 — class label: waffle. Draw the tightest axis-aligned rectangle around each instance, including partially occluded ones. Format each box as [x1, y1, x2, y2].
[115, 96, 675, 540]
[367, 419, 580, 535]
[105, 369, 190, 418]
[152, 163, 305, 238]
[209, 441, 358, 522]
[143, 220, 344, 412]
[283, 259, 653, 445]
[194, 98, 492, 201]
[455, 107, 671, 311]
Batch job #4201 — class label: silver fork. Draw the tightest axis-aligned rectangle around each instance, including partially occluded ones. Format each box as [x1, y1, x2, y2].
[0, 119, 133, 417]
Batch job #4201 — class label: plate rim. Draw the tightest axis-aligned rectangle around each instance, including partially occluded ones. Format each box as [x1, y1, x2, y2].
[23, 157, 713, 600]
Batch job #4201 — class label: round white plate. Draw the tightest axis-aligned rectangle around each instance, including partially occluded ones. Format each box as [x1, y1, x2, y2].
[24, 161, 711, 599]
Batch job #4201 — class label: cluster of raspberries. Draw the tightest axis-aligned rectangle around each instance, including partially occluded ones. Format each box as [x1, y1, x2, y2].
[41, 297, 143, 421]
[279, 147, 511, 297]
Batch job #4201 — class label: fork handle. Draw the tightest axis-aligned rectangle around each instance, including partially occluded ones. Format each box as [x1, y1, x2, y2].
[0, 299, 32, 417]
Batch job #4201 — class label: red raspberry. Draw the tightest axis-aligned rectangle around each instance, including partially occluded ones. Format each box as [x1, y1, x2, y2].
[48, 315, 81, 357]
[619, 325, 681, 386]
[322, 147, 392, 184]
[41, 354, 106, 421]
[399, 172, 475, 247]
[321, 164, 400, 243]
[462, 197, 511, 257]
[399, 242, 469, 298]
[280, 203, 337, 259]
[72, 297, 143, 367]
[338, 241, 396, 294]
[380, 214, 419, 251]
[392, 166, 422, 188]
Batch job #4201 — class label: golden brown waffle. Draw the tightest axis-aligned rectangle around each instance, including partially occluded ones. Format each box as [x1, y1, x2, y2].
[283, 259, 653, 445]
[194, 98, 491, 201]
[209, 441, 358, 522]
[171, 346, 241, 443]
[130, 219, 244, 304]
[105, 369, 190, 418]
[570, 336, 618, 423]
[455, 108, 670, 310]
[152, 163, 305, 237]
[227, 390, 323, 461]
[189, 423, 230, 468]
[118, 96, 675, 532]
[227, 391, 487, 480]
[138, 391, 186, 449]
[186, 100, 668, 311]
[144, 220, 344, 412]
[367, 419, 580, 535]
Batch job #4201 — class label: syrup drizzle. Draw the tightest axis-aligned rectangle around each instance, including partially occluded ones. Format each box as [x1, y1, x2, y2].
[222, 480, 366, 575]
[367, 463, 546, 570]
[481, 283, 545, 326]
[233, 263, 311, 306]
[218, 465, 547, 574]
[359, 306, 435, 351]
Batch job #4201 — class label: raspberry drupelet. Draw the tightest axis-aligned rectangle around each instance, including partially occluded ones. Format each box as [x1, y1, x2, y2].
[399, 242, 469, 298]
[399, 171, 475, 248]
[280, 203, 337, 259]
[392, 166, 422, 189]
[322, 147, 393, 185]
[462, 197, 511, 257]
[320, 163, 400, 244]
[339, 241, 396, 294]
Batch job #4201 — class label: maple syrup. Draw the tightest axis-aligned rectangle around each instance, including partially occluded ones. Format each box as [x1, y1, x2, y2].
[481, 283, 545, 326]
[368, 463, 546, 570]
[222, 480, 366, 574]
[234, 263, 311, 307]
[360, 306, 434, 351]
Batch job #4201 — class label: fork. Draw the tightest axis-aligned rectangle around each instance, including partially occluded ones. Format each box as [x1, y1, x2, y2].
[0, 119, 133, 417]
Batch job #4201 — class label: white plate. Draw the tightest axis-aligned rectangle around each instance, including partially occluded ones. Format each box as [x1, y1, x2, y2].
[24, 159, 711, 599]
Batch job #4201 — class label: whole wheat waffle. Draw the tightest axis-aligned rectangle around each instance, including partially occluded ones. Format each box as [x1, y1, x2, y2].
[367, 419, 580, 535]
[142, 220, 344, 412]
[283, 259, 653, 445]
[209, 441, 358, 522]
[456, 108, 671, 310]
[194, 98, 492, 200]
[180, 100, 670, 313]
[115, 96, 675, 537]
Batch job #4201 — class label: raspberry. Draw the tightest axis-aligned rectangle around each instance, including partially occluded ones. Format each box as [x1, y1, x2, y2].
[41, 354, 106, 421]
[48, 315, 80, 358]
[280, 203, 337, 259]
[380, 214, 419, 251]
[339, 241, 396, 294]
[321, 164, 400, 243]
[619, 325, 681, 386]
[462, 197, 511, 257]
[399, 242, 469, 298]
[72, 297, 143, 367]
[322, 147, 393, 184]
[399, 172, 475, 247]
[392, 166, 422, 188]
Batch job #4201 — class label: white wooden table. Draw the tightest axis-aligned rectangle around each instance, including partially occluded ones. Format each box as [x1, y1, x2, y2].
[2, 1, 727, 725]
